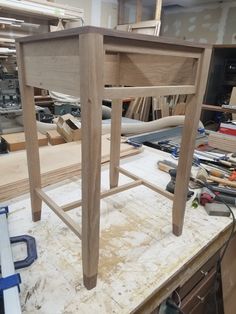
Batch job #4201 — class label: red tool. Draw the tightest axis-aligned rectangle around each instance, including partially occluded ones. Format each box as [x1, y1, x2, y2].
[229, 170, 236, 181]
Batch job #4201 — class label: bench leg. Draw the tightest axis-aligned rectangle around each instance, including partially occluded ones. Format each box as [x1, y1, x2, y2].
[172, 48, 212, 236]
[110, 99, 122, 188]
[79, 33, 104, 289]
[16, 43, 42, 221]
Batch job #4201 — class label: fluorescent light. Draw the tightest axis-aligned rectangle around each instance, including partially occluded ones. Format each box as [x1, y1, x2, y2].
[0, 0, 66, 17]
[0, 17, 24, 26]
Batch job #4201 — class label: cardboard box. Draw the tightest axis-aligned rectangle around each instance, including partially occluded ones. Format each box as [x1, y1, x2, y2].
[57, 114, 81, 142]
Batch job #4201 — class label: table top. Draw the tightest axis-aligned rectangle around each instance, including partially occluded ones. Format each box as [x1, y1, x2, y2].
[15, 25, 209, 50]
[7, 147, 233, 313]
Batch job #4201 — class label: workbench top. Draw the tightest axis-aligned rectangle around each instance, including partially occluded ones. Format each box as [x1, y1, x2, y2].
[6, 147, 233, 313]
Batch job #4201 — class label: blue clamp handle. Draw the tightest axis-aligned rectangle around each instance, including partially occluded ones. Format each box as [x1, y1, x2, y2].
[0, 273, 21, 293]
[0, 206, 9, 216]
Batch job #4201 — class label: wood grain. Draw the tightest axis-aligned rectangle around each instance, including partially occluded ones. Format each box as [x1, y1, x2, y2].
[110, 99, 123, 188]
[2, 132, 48, 151]
[172, 48, 212, 236]
[79, 33, 104, 290]
[16, 42, 42, 222]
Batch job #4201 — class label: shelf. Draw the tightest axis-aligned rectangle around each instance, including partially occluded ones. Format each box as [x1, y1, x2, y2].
[202, 104, 236, 113]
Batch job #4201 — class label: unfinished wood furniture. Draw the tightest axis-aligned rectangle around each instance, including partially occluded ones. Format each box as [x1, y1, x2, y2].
[118, 0, 162, 35]
[16, 26, 212, 290]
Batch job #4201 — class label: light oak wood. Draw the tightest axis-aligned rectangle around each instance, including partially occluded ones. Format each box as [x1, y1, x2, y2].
[35, 188, 81, 239]
[61, 180, 143, 212]
[172, 48, 212, 236]
[104, 85, 196, 98]
[208, 132, 236, 152]
[155, 0, 162, 20]
[16, 26, 211, 289]
[2, 132, 48, 151]
[0, 137, 141, 203]
[118, 167, 174, 200]
[16, 42, 42, 222]
[110, 99, 123, 188]
[79, 32, 104, 290]
[104, 42, 201, 59]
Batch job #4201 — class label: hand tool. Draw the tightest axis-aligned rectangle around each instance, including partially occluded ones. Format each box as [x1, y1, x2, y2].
[196, 168, 236, 188]
[200, 187, 236, 206]
[166, 169, 194, 199]
[229, 170, 236, 181]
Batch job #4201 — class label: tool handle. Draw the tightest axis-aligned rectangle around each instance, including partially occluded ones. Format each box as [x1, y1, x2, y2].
[215, 194, 236, 205]
[158, 162, 174, 173]
[208, 169, 224, 178]
[209, 175, 236, 188]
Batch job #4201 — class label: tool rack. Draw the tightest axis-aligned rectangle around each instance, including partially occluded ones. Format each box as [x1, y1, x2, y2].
[16, 26, 212, 289]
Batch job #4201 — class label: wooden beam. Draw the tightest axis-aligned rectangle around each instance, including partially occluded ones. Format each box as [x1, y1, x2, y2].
[79, 32, 104, 290]
[104, 43, 201, 59]
[155, 0, 162, 20]
[136, 0, 142, 23]
[35, 188, 81, 239]
[104, 85, 196, 98]
[61, 180, 143, 212]
[110, 99, 123, 188]
[118, 167, 174, 200]
[172, 48, 212, 236]
[16, 42, 42, 222]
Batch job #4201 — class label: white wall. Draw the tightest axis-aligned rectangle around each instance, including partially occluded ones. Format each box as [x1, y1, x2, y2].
[54, 0, 118, 28]
[161, 1, 236, 44]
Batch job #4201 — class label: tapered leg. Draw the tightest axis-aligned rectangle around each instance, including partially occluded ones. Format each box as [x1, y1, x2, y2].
[172, 48, 212, 236]
[16, 43, 42, 221]
[110, 99, 122, 188]
[79, 33, 104, 289]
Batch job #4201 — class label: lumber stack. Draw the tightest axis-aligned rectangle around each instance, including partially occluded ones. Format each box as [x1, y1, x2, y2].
[208, 132, 236, 152]
[125, 97, 152, 121]
[0, 135, 142, 202]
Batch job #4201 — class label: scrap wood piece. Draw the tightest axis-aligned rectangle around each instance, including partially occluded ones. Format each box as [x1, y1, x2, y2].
[208, 132, 236, 152]
[1, 132, 48, 151]
[0, 135, 142, 202]
[46, 130, 65, 145]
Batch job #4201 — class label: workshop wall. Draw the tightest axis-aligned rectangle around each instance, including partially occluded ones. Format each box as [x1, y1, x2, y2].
[54, 0, 118, 28]
[161, 1, 236, 44]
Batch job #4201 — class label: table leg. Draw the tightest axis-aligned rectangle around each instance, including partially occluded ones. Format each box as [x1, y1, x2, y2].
[172, 48, 212, 236]
[16, 43, 42, 222]
[79, 33, 104, 289]
[110, 99, 122, 188]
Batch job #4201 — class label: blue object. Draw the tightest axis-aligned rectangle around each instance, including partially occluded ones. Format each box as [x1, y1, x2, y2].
[197, 127, 205, 134]
[0, 207, 8, 216]
[0, 274, 21, 294]
[11, 235, 38, 270]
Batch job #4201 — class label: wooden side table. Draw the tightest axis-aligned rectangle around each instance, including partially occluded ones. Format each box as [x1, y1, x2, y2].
[16, 26, 212, 289]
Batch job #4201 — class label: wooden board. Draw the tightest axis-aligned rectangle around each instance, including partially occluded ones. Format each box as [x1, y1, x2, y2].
[208, 132, 236, 152]
[0, 135, 142, 202]
[46, 130, 65, 145]
[1, 132, 48, 151]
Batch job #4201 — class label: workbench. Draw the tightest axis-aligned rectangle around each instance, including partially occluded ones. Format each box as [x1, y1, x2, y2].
[7, 147, 234, 313]
[16, 26, 212, 289]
